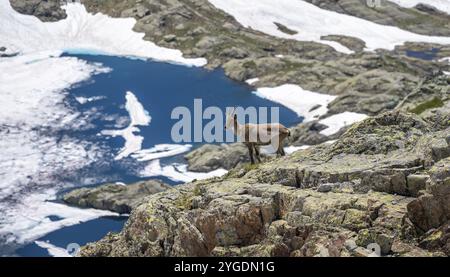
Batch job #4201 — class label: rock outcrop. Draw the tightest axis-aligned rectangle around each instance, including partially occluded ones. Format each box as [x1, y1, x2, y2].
[10, 0, 67, 21]
[184, 143, 250, 172]
[63, 180, 171, 214]
[79, 110, 450, 257]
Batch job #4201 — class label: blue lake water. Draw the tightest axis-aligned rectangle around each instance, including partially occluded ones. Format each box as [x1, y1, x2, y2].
[405, 48, 439, 60]
[13, 54, 301, 256]
[61, 53, 300, 185]
[17, 216, 128, 257]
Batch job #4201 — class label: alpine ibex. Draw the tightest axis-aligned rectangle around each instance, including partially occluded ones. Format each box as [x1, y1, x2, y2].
[225, 108, 290, 164]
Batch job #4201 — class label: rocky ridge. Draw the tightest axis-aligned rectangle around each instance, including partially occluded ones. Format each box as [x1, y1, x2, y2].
[79, 108, 450, 257]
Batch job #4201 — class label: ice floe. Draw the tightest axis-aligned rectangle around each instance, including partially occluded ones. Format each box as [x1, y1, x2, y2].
[387, 0, 450, 15]
[75, 96, 106, 105]
[318, 112, 368, 136]
[101, 91, 151, 160]
[0, 1, 206, 66]
[208, 0, 450, 53]
[141, 160, 228, 183]
[131, 144, 193, 162]
[35, 241, 72, 257]
[253, 84, 336, 121]
[0, 190, 118, 250]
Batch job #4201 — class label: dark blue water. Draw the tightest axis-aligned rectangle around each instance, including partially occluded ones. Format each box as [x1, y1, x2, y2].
[406, 48, 439, 60]
[17, 216, 127, 257]
[14, 54, 301, 256]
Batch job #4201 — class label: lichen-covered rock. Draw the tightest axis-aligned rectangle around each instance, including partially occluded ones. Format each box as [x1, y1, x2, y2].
[407, 158, 450, 232]
[63, 180, 171, 213]
[79, 180, 416, 257]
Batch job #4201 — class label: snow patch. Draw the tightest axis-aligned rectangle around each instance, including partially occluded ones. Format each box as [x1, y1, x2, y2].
[387, 0, 450, 15]
[245, 78, 260, 85]
[253, 84, 336, 121]
[318, 112, 368, 136]
[284, 145, 311, 155]
[208, 0, 450, 53]
[0, 1, 206, 66]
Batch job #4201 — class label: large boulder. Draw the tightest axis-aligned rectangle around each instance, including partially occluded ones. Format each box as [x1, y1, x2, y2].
[407, 158, 450, 232]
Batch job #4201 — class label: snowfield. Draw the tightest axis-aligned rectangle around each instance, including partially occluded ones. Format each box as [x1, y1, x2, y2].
[208, 0, 450, 53]
[0, 1, 206, 66]
[253, 84, 337, 122]
[318, 112, 368, 136]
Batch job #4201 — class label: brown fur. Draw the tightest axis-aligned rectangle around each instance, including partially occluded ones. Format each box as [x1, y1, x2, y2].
[226, 112, 290, 164]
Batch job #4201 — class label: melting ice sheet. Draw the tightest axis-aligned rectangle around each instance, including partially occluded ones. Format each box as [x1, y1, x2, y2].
[0, 1, 206, 66]
[0, 52, 116, 253]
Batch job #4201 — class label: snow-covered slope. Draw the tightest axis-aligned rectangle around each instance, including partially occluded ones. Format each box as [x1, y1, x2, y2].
[388, 0, 450, 15]
[0, 1, 206, 66]
[208, 0, 450, 53]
